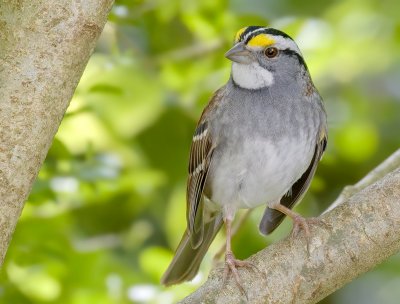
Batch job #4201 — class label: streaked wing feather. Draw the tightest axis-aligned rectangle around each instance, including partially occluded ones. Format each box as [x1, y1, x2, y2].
[185, 88, 224, 247]
[161, 89, 224, 285]
[186, 121, 214, 247]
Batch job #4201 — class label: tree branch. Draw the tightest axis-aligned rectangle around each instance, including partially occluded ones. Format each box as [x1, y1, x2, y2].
[0, 0, 113, 265]
[326, 148, 400, 212]
[181, 151, 400, 304]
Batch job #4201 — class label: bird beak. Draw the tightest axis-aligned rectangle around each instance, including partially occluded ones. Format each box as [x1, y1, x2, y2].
[225, 42, 252, 64]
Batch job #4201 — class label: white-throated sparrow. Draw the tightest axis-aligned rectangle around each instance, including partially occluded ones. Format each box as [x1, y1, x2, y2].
[161, 26, 327, 290]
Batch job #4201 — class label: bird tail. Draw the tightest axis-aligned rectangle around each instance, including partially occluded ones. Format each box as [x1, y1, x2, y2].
[161, 214, 223, 286]
[259, 207, 287, 235]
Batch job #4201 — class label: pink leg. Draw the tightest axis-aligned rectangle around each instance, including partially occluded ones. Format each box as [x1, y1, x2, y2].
[272, 204, 326, 251]
[213, 210, 252, 266]
[223, 218, 262, 295]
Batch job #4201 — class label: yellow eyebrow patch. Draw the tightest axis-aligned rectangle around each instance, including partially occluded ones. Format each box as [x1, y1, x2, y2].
[247, 34, 275, 48]
[235, 27, 247, 42]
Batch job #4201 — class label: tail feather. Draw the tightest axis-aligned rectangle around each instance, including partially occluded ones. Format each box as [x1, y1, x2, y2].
[259, 207, 287, 235]
[161, 214, 223, 286]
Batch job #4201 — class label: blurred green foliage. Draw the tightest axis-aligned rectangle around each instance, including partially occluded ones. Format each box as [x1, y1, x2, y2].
[1, 0, 400, 303]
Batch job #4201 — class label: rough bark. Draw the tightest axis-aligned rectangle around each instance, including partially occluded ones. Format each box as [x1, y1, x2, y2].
[181, 149, 400, 304]
[0, 0, 113, 265]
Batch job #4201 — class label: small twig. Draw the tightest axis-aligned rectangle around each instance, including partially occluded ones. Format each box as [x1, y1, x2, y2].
[156, 39, 224, 63]
[324, 148, 400, 213]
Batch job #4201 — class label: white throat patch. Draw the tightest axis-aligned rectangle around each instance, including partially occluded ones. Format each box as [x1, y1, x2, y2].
[232, 62, 274, 89]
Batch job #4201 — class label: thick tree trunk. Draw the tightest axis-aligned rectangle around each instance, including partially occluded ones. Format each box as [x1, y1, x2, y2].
[0, 0, 113, 265]
[181, 149, 400, 304]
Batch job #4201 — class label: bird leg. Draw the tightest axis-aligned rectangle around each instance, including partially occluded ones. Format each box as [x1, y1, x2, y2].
[213, 210, 252, 266]
[272, 204, 310, 237]
[223, 218, 260, 295]
[271, 203, 324, 251]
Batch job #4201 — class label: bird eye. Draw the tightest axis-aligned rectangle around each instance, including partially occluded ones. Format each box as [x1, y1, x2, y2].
[264, 47, 278, 58]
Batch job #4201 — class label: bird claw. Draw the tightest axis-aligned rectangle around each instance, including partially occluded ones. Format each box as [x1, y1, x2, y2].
[223, 251, 265, 297]
[290, 216, 329, 253]
[290, 215, 310, 238]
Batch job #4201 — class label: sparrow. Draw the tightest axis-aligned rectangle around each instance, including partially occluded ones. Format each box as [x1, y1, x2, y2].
[161, 26, 327, 290]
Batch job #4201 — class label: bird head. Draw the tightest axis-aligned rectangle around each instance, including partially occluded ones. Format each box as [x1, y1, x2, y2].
[225, 26, 308, 90]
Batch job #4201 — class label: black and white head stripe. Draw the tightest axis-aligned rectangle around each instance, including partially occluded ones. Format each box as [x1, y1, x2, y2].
[230, 27, 309, 89]
[234, 26, 307, 69]
[235, 27, 302, 56]
[236, 27, 291, 43]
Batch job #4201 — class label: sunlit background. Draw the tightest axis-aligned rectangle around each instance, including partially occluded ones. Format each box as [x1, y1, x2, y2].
[1, 0, 400, 303]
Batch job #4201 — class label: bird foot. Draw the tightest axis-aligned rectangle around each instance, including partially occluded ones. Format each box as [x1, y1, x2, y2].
[223, 251, 263, 296]
[290, 216, 329, 252]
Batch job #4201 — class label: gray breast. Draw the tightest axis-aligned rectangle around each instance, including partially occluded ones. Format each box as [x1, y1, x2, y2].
[206, 81, 323, 210]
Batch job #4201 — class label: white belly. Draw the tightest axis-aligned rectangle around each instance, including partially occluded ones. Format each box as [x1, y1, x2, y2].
[208, 136, 314, 214]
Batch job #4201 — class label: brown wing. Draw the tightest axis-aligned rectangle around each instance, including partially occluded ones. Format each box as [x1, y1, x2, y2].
[259, 130, 328, 235]
[161, 89, 224, 285]
[186, 120, 214, 247]
[186, 89, 224, 248]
